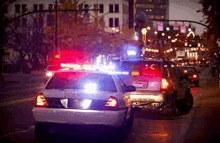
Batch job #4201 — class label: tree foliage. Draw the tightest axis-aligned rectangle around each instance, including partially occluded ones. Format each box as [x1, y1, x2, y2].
[0, 0, 17, 73]
[198, 0, 220, 41]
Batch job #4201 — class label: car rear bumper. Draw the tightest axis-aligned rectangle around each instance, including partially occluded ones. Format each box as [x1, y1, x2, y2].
[32, 108, 126, 127]
[129, 93, 166, 107]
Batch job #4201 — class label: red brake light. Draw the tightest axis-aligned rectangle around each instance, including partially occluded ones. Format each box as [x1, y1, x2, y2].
[161, 78, 169, 90]
[36, 93, 49, 107]
[105, 96, 119, 110]
[193, 74, 198, 79]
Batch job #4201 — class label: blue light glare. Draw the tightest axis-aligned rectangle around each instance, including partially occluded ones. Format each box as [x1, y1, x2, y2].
[84, 82, 97, 93]
[127, 50, 137, 56]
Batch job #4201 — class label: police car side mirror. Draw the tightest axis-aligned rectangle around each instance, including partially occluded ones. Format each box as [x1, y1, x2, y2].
[126, 85, 136, 92]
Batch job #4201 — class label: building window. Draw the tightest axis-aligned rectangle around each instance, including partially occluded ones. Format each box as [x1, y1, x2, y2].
[84, 4, 88, 13]
[39, 4, 43, 11]
[115, 4, 119, 13]
[94, 4, 98, 13]
[33, 18, 38, 26]
[115, 18, 119, 27]
[22, 4, 27, 13]
[109, 18, 113, 27]
[14, 18, 20, 27]
[22, 18, 27, 27]
[33, 4, 38, 12]
[109, 4, 113, 13]
[15, 4, 20, 13]
[99, 4, 103, 13]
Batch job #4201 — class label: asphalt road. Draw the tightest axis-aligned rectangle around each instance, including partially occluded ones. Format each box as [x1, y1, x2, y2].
[0, 67, 219, 143]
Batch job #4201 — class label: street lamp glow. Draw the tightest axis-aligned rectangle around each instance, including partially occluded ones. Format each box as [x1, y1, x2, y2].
[168, 36, 171, 39]
[141, 28, 147, 34]
[154, 31, 158, 35]
[115, 29, 119, 32]
[166, 27, 170, 31]
[147, 26, 151, 30]
[162, 33, 165, 36]
[188, 28, 192, 32]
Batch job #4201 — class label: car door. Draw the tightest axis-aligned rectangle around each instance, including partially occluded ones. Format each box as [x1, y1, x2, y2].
[114, 75, 132, 120]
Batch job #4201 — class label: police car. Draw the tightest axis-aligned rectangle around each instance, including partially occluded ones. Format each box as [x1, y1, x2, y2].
[32, 65, 136, 141]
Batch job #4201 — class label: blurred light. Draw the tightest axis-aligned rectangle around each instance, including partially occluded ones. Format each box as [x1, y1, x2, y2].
[154, 31, 158, 35]
[166, 27, 170, 31]
[188, 28, 192, 32]
[127, 50, 137, 56]
[115, 29, 119, 32]
[141, 28, 147, 34]
[147, 26, 151, 30]
[168, 36, 171, 39]
[162, 33, 165, 36]
[84, 82, 97, 93]
[81, 99, 92, 109]
[46, 71, 53, 77]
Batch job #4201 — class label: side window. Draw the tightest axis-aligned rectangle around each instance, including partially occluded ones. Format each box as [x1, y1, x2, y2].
[115, 75, 127, 93]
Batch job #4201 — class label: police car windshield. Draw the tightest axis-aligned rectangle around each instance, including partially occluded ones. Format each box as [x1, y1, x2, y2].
[45, 72, 117, 92]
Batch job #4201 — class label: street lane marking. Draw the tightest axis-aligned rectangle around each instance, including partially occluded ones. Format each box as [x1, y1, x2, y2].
[0, 97, 35, 107]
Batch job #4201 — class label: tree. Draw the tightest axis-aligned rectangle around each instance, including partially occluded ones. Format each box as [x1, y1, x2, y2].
[6, 14, 47, 70]
[198, 0, 220, 43]
[0, 0, 17, 80]
[43, 0, 113, 59]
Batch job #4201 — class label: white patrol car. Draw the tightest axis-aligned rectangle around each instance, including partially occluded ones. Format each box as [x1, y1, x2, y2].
[32, 69, 136, 141]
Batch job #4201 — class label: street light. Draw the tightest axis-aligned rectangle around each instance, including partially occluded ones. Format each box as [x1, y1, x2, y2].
[141, 28, 147, 45]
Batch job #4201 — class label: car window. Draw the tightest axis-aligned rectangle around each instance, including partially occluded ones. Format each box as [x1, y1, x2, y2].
[119, 61, 162, 76]
[46, 72, 117, 92]
[114, 75, 127, 92]
[186, 67, 195, 74]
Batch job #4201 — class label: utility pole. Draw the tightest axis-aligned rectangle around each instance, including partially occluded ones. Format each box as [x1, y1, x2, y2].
[55, 0, 58, 53]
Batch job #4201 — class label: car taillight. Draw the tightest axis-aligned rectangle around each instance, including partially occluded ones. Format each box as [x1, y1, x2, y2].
[35, 93, 49, 107]
[161, 78, 169, 90]
[105, 96, 119, 110]
[193, 74, 198, 79]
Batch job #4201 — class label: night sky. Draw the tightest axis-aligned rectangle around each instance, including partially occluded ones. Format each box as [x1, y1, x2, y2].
[169, 0, 205, 35]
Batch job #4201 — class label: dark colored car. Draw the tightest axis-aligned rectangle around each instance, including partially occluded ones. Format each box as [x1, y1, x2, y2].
[116, 58, 193, 115]
[178, 66, 200, 87]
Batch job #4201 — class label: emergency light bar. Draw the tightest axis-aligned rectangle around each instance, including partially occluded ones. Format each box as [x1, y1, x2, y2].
[60, 63, 93, 70]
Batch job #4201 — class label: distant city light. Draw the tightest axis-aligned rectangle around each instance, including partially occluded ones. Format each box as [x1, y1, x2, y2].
[127, 50, 137, 56]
